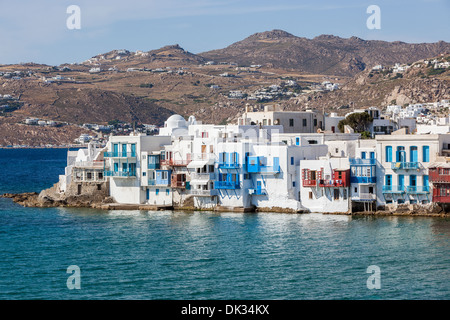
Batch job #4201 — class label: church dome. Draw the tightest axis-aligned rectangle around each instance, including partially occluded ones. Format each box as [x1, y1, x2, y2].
[165, 114, 187, 129]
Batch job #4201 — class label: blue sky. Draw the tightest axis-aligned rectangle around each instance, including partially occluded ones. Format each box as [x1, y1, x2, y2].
[0, 0, 449, 65]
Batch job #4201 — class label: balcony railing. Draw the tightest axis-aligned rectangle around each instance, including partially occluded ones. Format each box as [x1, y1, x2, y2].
[391, 162, 419, 170]
[349, 158, 376, 165]
[214, 181, 240, 189]
[318, 179, 348, 187]
[190, 172, 215, 181]
[171, 181, 188, 188]
[429, 171, 450, 183]
[218, 162, 241, 169]
[351, 193, 377, 200]
[248, 188, 267, 195]
[406, 186, 430, 194]
[161, 159, 192, 166]
[302, 179, 317, 187]
[350, 176, 377, 184]
[382, 185, 405, 193]
[104, 152, 136, 158]
[104, 170, 136, 178]
[432, 195, 450, 203]
[190, 189, 218, 196]
[73, 160, 104, 168]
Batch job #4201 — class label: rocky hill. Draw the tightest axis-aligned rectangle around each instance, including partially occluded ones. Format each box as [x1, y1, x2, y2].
[201, 30, 450, 76]
[287, 55, 450, 113]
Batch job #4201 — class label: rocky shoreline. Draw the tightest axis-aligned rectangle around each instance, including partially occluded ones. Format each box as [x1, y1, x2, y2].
[1, 191, 449, 217]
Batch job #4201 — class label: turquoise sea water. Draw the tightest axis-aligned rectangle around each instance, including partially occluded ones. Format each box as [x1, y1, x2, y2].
[0, 148, 449, 300]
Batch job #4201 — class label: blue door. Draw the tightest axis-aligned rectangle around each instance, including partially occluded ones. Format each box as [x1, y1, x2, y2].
[131, 144, 136, 157]
[122, 144, 127, 157]
[113, 144, 118, 157]
[257, 181, 262, 194]
[398, 175, 404, 188]
[146, 188, 149, 200]
[114, 162, 118, 172]
[361, 152, 366, 159]
[273, 157, 279, 171]
[397, 146, 405, 162]
[410, 175, 417, 187]
[370, 152, 375, 159]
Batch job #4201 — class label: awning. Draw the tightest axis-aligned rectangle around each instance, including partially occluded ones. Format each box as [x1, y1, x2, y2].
[187, 158, 214, 168]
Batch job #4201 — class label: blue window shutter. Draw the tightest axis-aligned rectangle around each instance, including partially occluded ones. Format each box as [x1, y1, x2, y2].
[423, 146, 429, 162]
[386, 146, 392, 162]
[361, 152, 366, 159]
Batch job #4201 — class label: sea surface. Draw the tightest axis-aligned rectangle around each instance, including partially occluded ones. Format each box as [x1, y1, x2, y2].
[0, 148, 449, 300]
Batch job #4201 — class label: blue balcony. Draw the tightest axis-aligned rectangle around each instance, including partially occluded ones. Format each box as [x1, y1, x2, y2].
[349, 158, 376, 165]
[218, 162, 241, 169]
[104, 170, 136, 178]
[350, 176, 377, 184]
[391, 162, 419, 170]
[382, 185, 405, 193]
[246, 156, 280, 174]
[148, 163, 160, 170]
[406, 186, 430, 194]
[104, 152, 136, 158]
[214, 181, 240, 189]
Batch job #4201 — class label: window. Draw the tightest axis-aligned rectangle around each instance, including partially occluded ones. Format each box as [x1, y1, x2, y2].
[202, 132, 208, 138]
[296, 137, 300, 146]
[166, 189, 170, 195]
[309, 192, 313, 199]
[385, 146, 392, 162]
[291, 157, 294, 165]
[314, 119, 317, 127]
[98, 172, 103, 180]
[289, 119, 294, 127]
[423, 146, 430, 162]
[361, 152, 366, 159]
[156, 189, 159, 196]
[293, 181, 296, 187]
[385, 174, 392, 186]
[97, 184, 102, 191]
[87, 172, 92, 180]
[162, 171, 168, 180]
[263, 119, 267, 126]
[302, 119, 307, 127]
[343, 189, 347, 200]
